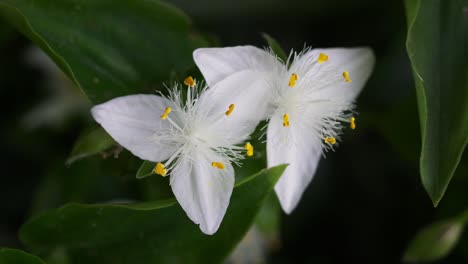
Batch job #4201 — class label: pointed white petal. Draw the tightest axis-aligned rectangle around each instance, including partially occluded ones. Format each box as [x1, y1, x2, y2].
[290, 47, 375, 102]
[197, 70, 274, 144]
[91, 95, 177, 162]
[193, 45, 282, 87]
[267, 111, 322, 214]
[170, 149, 234, 235]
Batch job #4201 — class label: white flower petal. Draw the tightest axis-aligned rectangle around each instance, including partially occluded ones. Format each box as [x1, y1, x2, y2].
[193, 45, 282, 87]
[91, 94, 177, 162]
[267, 111, 322, 214]
[197, 70, 273, 144]
[170, 149, 234, 235]
[290, 47, 375, 103]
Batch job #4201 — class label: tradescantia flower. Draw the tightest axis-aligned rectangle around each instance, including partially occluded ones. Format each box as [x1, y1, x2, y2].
[194, 45, 375, 213]
[91, 77, 263, 234]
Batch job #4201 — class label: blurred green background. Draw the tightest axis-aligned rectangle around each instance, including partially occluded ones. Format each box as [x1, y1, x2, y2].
[0, 0, 467, 263]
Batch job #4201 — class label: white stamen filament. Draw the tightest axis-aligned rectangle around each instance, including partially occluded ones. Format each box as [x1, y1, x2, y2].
[165, 116, 183, 132]
[151, 82, 248, 176]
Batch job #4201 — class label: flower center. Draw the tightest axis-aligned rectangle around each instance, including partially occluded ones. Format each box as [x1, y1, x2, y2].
[152, 78, 250, 176]
[270, 51, 359, 152]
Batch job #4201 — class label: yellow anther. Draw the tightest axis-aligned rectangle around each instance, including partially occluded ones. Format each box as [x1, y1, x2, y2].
[350, 116, 356, 130]
[211, 162, 225, 169]
[324, 137, 336, 145]
[225, 104, 235, 116]
[288, 73, 298, 87]
[160, 107, 171, 120]
[154, 162, 167, 176]
[184, 76, 196, 87]
[317, 53, 329, 64]
[283, 114, 290, 127]
[245, 142, 254, 157]
[343, 71, 352, 82]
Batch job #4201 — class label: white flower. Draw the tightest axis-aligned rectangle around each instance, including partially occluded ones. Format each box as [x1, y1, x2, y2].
[91, 77, 263, 234]
[194, 45, 375, 213]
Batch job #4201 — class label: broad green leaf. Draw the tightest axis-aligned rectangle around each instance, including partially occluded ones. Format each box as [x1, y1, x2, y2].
[262, 33, 287, 62]
[404, 0, 468, 206]
[20, 165, 286, 264]
[136, 160, 156, 179]
[0, 248, 46, 264]
[255, 193, 281, 243]
[435, 154, 468, 218]
[66, 126, 116, 165]
[0, 18, 15, 43]
[0, 0, 207, 104]
[31, 154, 142, 215]
[403, 219, 465, 262]
[135, 161, 174, 200]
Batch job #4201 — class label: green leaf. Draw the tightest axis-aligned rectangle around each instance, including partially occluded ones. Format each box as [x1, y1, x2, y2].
[136, 161, 174, 201]
[0, 0, 207, 104]
[403, 219, 465, 262]
[66, 126, 116, 165]
[255, 193, 281, 242]
[20, 165, 286, 264]
[404, 0, 468, 206]
[135, 161, 174, 200]
[30, 153, 142, 216]
[0, 248, 46, 264]
[262, 33, 287, 62]
[135, 160, 156, 179]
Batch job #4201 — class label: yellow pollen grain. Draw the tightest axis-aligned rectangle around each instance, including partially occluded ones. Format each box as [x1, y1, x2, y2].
[225, 104, 235, 116]
[350, 117, 356, 130]
[184, 76, 196, 87]
[317, 53, 329, 64]
[288, 73, 298, 87]
[283, 114, 290, 127]
[154, 162, 167, 176]
[324, 136, 336, 145]
[160, 107, 171, 120]
[245, 142, 254, 157]
[343, 71, 352, 82]
[212, 162, 225, 169]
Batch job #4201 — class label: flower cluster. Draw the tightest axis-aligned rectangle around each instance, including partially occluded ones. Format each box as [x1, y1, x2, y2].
[92, 45, 375, 234]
